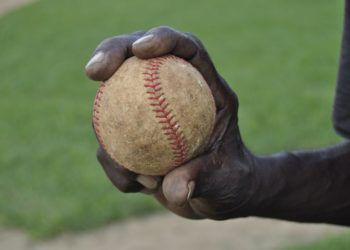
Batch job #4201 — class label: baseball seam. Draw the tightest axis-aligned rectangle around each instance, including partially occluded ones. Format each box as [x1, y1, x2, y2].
[93, 56, 190, 170]
[93, 82, 107, 151]
[143, 56, 189, 167]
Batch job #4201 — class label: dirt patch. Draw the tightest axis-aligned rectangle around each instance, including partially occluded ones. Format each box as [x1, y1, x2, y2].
[0, 0, 34, 16]
[1, 214, 348, 250]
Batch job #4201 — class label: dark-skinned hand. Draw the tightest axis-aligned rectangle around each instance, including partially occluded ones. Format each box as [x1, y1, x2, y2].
[85, 26, 255, 220]
[85, 4, 350, 224]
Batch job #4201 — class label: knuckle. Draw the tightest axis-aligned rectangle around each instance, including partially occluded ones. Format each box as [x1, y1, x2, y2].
[130, 30, 146, 37]
[96, 36, 116, 50]
[184, 31, 198, 41]
[96, 30, 147, 52]
[96, 35, 130, 51]
[183, 32, 202, 46]
[149, 26, 183, 39]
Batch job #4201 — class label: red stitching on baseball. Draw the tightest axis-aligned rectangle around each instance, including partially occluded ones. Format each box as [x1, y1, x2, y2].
[143, 56, 189, 167]
[93, 82, 107, 151]
[93, 56, 190, 169]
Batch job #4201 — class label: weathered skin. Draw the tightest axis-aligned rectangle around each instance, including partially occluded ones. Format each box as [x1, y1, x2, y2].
[85, 0, 350, 224]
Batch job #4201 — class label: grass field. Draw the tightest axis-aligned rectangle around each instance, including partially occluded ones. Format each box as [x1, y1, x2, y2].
[0, 0, 345, 239]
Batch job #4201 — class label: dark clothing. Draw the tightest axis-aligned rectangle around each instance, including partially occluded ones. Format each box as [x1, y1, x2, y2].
[333, 0, 350, 138]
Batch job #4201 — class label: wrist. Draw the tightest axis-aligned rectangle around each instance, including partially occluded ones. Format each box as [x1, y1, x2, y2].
[248, 152, 297, 218]
[215, 142, 260, 219]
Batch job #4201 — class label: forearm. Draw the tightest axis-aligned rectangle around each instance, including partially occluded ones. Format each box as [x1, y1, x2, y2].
[251, 141, 350, 225]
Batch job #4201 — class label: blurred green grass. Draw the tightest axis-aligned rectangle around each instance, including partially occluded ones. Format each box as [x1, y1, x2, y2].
[283, 233, 350, 250]
[0, 0, 345, 238]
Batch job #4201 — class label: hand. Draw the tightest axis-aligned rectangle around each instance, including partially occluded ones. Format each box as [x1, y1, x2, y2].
[86, 26, 257, 220]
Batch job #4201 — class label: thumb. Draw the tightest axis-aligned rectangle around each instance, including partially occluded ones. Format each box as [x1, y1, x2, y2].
[162, 157, 205, 206]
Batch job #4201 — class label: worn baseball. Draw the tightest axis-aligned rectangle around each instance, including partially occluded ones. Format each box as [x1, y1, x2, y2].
[92, 55, 216, 176]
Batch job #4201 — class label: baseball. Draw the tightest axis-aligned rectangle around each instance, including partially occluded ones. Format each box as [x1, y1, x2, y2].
[92, 55, 216, 176]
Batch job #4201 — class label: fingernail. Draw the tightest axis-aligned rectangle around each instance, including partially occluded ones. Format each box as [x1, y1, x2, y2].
[133, 34, 154, 46]
[136, 175, 158, 190]
[187, 181, 195, 201]
[85, 51, 105, 70]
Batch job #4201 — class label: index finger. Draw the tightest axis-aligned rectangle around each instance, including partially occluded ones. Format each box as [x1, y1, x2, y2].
[85, 31, 144, 81]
